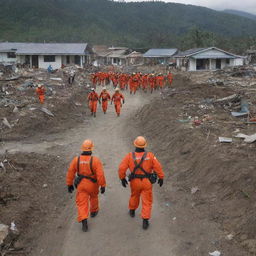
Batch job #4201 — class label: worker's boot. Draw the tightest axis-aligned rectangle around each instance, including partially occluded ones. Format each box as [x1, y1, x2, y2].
[82, 219, 88, 232]
[94, 112, 96, 118]
[129, 209, 135, 218]
[142, 219, 149, 230]
[91, 112, 93, 116]
[117, 113, 120, 117]
[104, 111, 106, 114]
[91, 211, 98, 218]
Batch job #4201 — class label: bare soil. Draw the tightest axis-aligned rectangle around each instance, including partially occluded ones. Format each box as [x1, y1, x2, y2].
[1, 71, 256, 256]
[135, 74, 256, 255]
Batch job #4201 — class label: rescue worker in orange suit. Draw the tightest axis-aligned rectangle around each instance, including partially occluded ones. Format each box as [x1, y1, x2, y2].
[36, 84, 46, 104]
[141, 74, 148, 92]
[99, 87, 111, 114]
[118, 136, 164, 230]
[167, 72, 173, 86]
[148, 74, 156, 93]
[156, 73, 165, 90]
[111, 88, 125, 117]
[87, 88, 99, 117]
[66, 140, 106, 232]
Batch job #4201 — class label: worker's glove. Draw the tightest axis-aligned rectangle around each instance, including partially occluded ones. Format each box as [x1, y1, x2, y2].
[100, 187, 105, 194]
[111, 101, 113, 105]
[99, 100, 101, 104]
[121, 178, 128, 188]
[68, 185, 74, 193]
[158, 179, 163, 187]
[123, 100, 125, 104]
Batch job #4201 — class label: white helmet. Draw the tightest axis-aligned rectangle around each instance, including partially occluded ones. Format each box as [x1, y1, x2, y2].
[115, 87, 120, 91]
[91, 88, 95, 91]
[38, 84, 42, 88]
[102, 87, 107, 90]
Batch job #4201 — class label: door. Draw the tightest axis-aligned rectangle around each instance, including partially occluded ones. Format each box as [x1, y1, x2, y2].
[25, 55, 30, 65]
[216, 59, 221, 69]
[74, 55, 81, 66]
[32, 55, 39, 68]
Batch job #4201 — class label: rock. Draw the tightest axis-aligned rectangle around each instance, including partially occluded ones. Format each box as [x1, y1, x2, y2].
[191, 186, 200, 194]
[0, 223, 9, 246]
[13, 106, 19, 113]
[226, 234, 234, 240]
[209, 251, 221, 256]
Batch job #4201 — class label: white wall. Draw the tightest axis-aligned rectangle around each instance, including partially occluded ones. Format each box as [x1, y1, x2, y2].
[233, 58, 244, 66]
[0, 52, 17, 63]
[189, 58, 196, 71]
[38, 55, 62, 69]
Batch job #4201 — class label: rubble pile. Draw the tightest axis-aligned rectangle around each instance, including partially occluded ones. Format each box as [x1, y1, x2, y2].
[0, 65, 91, 141]
[187, 65, 256, 88]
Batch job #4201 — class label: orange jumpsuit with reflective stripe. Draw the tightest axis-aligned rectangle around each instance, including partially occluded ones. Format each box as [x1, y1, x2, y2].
[99, 91, 111, 113]
[36, 87, 45, 104]
[87, 92, 99, 114]
[112, 92, 124, 115]
[66, 155, 106, 222]
[118, 152, 164, 219]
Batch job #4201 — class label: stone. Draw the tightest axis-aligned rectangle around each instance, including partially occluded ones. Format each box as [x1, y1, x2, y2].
[0, 224, 9, 246]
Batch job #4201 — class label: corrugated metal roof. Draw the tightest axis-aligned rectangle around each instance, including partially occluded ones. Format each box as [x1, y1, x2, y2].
[143, 48, 178, 57]
[0, 42, 88, 55]
[174, 48, 205, 57]
[175, 47, 242, 59]
[192, 49, 236, 59]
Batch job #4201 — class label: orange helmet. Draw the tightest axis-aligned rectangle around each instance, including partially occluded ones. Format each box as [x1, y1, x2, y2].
[134, 136, 147, 148]
[81, 139, 94, 151]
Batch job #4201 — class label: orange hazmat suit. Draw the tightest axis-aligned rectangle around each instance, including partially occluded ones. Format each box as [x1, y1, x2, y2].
[118, 152, 164, 219]
[66, 155, 106, 222]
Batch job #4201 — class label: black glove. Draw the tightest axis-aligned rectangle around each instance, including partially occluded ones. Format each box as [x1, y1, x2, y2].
[158, 179, 163, 187]
[123, 100, 125, 104]
[99, 100, 101, 104]
[111, 101, 113, 105]
[68, 185, 74, 193]
[121, 178, 128, 188]
[100, 187, 105, 194]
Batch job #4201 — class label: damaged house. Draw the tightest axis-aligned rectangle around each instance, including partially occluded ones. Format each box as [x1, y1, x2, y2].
[0, 42, 93, 69]
[143, 48, 178, 65]
[175, 47, 244, 71]
[92, 46, 132, 66]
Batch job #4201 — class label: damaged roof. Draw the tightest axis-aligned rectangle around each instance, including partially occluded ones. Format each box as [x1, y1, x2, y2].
[0, 42, 89, 55]
[143, 48, 178, 58]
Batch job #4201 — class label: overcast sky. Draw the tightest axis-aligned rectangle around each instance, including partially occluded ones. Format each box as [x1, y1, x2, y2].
[124, 0, 256, 14]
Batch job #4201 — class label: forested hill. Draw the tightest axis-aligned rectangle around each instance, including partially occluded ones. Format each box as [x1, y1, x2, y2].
[223, 9, 256, 21]
[0, 0, 256, 51]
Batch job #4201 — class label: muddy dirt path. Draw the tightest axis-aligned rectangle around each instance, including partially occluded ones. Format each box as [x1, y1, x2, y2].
[4, 88, 176, 256]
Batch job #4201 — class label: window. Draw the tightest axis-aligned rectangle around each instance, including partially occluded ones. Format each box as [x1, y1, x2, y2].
[44, 55, 55, 62]
[7, 52, 16, 58]
[226, 59, 230, 65]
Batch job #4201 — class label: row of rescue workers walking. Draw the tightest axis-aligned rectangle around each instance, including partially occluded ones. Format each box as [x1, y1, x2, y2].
[91, 71, 173, 94]
[66, 136, 164, 232]
[87, 87, 124, 117]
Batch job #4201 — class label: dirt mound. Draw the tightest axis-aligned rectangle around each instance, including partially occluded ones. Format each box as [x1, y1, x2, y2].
[135, 77, 256, 255]
[0, 152, 68, 255]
